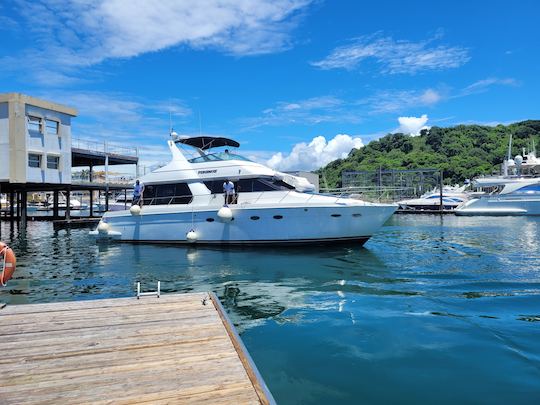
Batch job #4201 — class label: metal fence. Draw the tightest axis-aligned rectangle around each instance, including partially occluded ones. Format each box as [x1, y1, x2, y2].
[324, 168, 443, 202]
[72, 138, 138, 157]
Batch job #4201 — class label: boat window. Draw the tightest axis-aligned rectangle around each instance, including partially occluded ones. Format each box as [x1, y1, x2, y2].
[512, 184, 540, 194]
[188, 153, 223, 163]
[273, 215, 283, 219]
[142, 183, 193, 205]
[188, 152, 252, 163]
[203, 178, 294, 194]
[250, 216, 260, 220]
[218, 152, 252, 162]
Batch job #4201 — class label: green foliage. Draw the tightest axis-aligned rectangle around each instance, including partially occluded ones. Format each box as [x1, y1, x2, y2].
[318, 120, 540, 188]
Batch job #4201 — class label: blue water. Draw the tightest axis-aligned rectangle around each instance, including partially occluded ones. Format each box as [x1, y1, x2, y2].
[1, 215, 540, 404]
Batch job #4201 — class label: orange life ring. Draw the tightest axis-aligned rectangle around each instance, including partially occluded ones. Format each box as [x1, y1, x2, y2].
[0, 241, 16, 286]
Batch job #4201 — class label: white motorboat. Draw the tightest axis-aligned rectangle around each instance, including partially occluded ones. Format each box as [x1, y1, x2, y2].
[39, 192, 87, 211]
[455, 137, 540, 216]
[96, 194, 133, 212]
[398, 185, 469, 211]
[455, 177, 540, 216]
[91, 136, 397, 245]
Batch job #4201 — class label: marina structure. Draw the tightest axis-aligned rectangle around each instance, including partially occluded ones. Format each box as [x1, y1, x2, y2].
[0, 93, 139, 224]
[0, 292, 274, 404]
[92, 136, 396, 245]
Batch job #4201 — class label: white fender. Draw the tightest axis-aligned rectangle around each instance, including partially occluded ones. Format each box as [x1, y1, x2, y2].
[217, 206, 233, 222]
[130, 205, 141, 215]
[97, 221, 110, 234]
[186, 230, 198, 243]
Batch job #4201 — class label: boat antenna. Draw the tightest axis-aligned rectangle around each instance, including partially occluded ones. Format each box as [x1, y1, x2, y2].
[198, 109, 202, 136]
[507, 134, 513, 161]
[169, 110, 172, 136]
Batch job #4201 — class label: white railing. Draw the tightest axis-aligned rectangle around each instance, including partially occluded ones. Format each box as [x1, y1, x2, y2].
[72, 138, 138, 157]
[138, 189, 377, 207]
[72, 172, 135, 185]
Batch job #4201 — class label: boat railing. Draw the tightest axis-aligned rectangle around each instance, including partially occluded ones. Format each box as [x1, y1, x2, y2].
[138, 190, 392, 205]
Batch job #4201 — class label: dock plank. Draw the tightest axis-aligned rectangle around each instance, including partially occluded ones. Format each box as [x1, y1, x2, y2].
[0, 293, 274, 404]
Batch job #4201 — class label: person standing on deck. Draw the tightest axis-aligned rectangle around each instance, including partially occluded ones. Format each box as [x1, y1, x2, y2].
[223, 179, 235, 205]
[133, 179, 144, 206]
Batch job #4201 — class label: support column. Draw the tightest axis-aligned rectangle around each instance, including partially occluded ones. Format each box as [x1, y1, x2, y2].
[53, 190, 59, 219]
[124, 188, 127, 209]
[439, 170, 444, 213]
[105, 153, 109, 212]
[89, 164, 93, 183]
[16, 192, 21, 219]
[89, 189, 94, 217]
[65, 189, 71, 220]
[9, 191, 15, 220]
[20, 189, 27, 228]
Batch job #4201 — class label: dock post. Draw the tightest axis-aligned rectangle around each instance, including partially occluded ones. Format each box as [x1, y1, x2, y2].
[9, 191, 15, 220]
[439, 170, 444, 213]
[16, 191, 21, 219]
[89, 189, 94, 217]
[105, 153, 109, 212]
[20, 189, 27, 228]
[65, 189, 71, 220]
[53, 190, 59, 219]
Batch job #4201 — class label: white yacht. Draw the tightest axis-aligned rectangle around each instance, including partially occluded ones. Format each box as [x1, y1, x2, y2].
[96, 194, 133, 212]
[398, 185, 469, 211]
[91, 136, 397, 245]
[39, 192, 87, 211]
[455, 138, 540, 216]
[455, 177, 540, 216]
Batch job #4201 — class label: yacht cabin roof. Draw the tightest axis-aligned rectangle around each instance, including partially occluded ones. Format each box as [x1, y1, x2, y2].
[175, 136, 240, 150]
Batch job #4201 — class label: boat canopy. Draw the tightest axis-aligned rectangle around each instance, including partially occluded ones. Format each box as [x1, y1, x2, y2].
[175, 136, 240, 150]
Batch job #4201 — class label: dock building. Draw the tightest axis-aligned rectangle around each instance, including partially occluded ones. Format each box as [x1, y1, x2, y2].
[0, 93, 139, 225]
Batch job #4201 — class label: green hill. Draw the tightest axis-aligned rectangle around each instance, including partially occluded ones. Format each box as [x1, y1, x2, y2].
[319, 120, 540, 188]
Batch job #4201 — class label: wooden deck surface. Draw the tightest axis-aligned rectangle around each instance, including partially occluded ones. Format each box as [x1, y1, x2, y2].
[0, 293, 274, 404]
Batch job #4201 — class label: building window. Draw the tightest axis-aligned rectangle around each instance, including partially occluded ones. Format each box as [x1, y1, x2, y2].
[45, 119, 59, 135]
[47, 155, 60, 169]
[28, 116, 42, 132]
[28, 153, 42, 168]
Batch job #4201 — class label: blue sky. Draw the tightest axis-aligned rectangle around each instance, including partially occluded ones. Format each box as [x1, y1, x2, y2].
[1, 0, 539, 171]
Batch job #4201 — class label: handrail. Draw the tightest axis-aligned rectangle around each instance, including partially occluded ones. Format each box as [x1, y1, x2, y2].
[134, 188, 401, 208]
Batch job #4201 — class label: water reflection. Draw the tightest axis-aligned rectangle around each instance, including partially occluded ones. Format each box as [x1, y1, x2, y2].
[2, 216, 540, 404]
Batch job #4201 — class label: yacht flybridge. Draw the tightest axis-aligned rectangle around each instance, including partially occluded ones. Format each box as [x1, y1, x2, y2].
[91, 136, 397, 245]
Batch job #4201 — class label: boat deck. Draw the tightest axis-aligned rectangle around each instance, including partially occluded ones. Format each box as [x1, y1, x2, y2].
[0, 292, 273, 404]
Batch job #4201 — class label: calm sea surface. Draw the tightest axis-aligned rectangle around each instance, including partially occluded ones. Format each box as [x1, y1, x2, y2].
[1, 215, 540, 404]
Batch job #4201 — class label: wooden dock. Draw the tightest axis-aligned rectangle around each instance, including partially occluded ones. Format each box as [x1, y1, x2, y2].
[0, 292, 274, 404]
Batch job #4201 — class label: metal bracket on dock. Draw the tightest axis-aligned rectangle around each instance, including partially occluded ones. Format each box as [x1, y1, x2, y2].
[136, 281, 161, 299]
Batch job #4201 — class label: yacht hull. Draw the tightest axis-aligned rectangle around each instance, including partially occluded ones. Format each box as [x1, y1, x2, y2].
[455, 197, 540, 216]
[92, 204, 396, 245]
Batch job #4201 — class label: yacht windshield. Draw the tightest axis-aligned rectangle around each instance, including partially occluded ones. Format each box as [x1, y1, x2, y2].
[188, 152, 252, 163]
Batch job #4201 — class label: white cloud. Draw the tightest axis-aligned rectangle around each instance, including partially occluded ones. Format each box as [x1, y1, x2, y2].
[267, 134, 363, 171]
[241, 95, 361, 130]
[7, 0, 312, 84]
[460, 77, 518, 96]
[364, 88, 444, 114]
[397, 114, 429, 136]
[312, 33, 469, 74]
